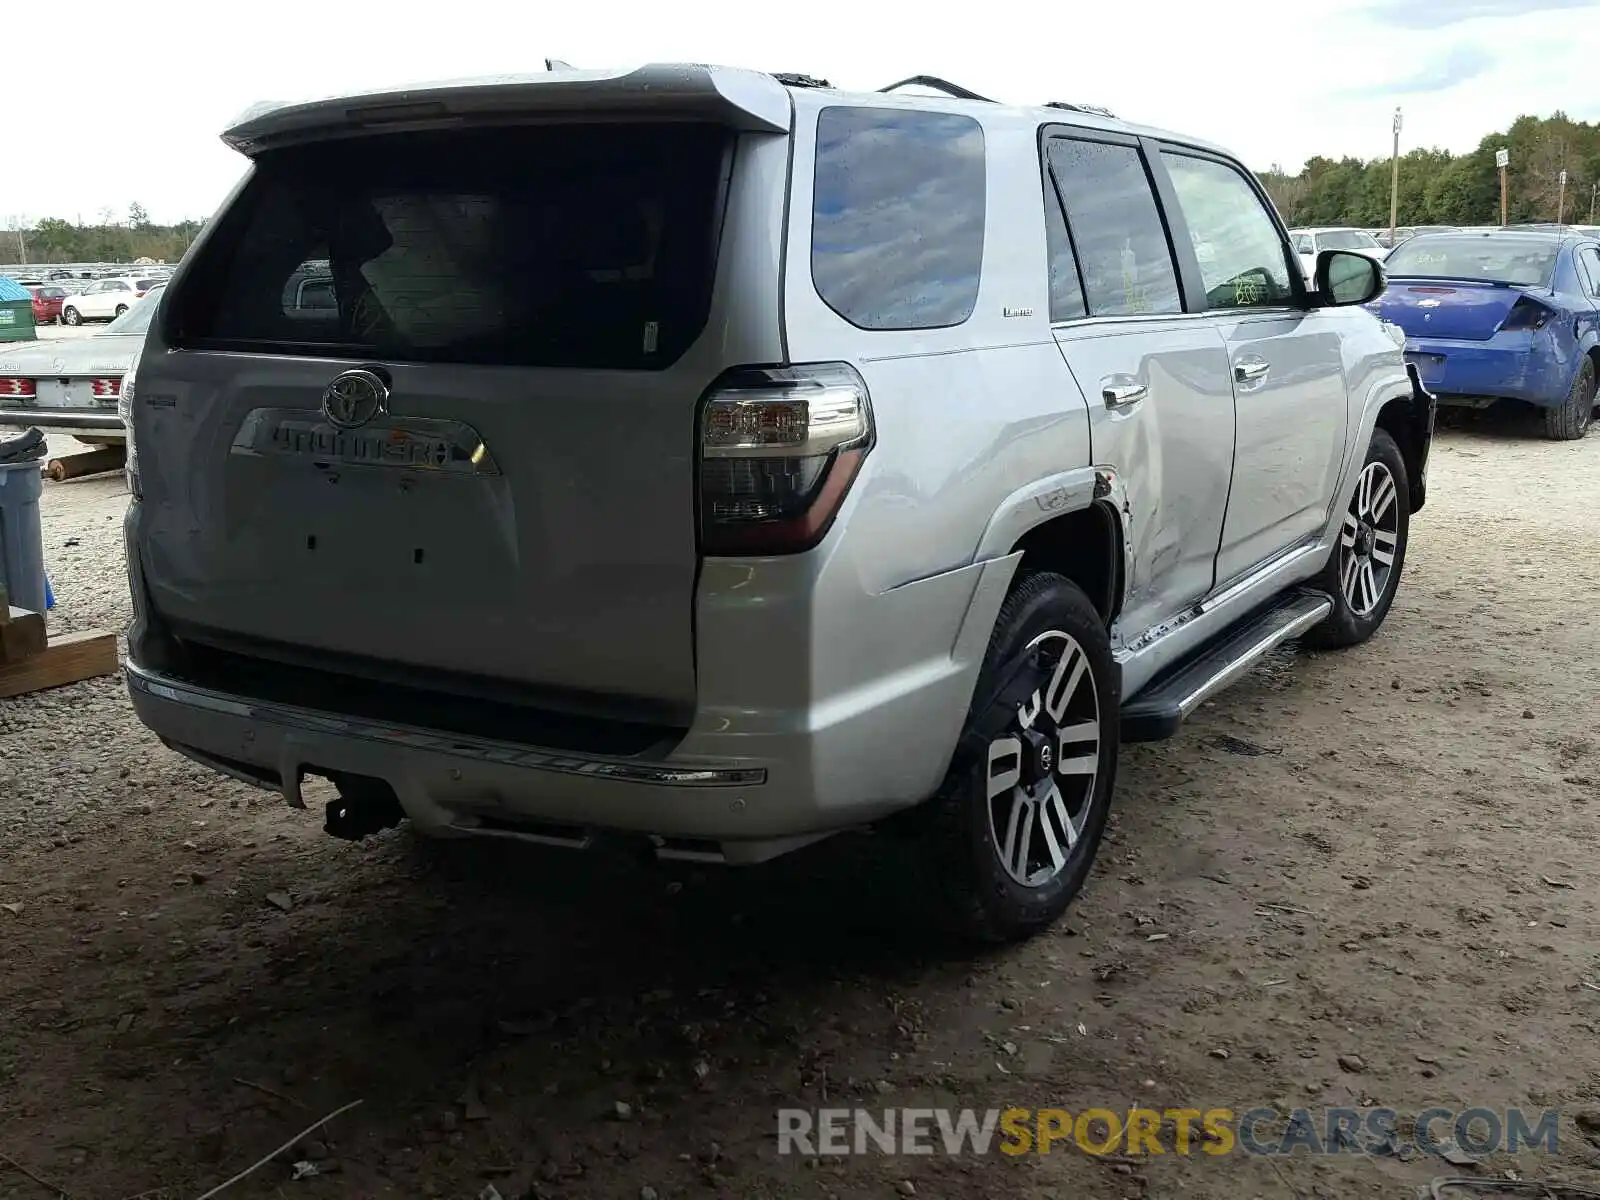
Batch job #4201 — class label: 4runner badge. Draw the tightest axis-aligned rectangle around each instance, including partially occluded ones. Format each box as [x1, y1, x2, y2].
[320, 369, 389, 430]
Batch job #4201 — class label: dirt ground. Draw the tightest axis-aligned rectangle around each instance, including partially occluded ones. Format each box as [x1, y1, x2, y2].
[3, 420, 1600, 1200]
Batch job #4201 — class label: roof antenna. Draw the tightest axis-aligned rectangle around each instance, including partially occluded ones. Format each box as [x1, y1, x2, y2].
[545, 58, 575, 71]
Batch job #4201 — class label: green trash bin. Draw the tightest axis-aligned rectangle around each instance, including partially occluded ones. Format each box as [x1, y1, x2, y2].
[0, 276, 37, 343]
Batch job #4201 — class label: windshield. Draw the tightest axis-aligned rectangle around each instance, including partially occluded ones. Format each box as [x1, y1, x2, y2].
[1385, 236, 1560, 286]
[1319, 230, 1380, 251]
[102, 288, 163, 336]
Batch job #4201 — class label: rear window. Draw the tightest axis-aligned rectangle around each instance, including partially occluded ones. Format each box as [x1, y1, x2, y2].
[172, 124, 733, 370]
[810, 106, 986, 330]
[136, 278, 161, 291]
[1385, 236, 1560, 286]
[1318, 230, 1380, 251]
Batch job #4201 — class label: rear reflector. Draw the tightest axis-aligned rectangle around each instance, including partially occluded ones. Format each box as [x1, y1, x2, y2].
[0, 377, 36, 399]
[1499, 296, 1555, 333]
[697, 363, 873, 556]
[91, 377, 121, 398]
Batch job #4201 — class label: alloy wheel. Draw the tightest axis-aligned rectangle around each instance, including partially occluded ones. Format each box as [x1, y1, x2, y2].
[1339, 460, 1400, 617]
[984, 630, 1102, 888]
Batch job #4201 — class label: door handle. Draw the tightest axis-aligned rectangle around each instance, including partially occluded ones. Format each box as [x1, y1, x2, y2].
[1102, 381, 1148, 409]
[1234, 358, 1271, 384]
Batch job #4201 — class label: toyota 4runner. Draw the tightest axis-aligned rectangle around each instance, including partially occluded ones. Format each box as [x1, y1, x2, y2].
[121, 64, 1434, 942]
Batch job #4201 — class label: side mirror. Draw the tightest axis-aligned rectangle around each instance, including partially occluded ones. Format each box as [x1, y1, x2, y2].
[1315, 249, 1384, 306]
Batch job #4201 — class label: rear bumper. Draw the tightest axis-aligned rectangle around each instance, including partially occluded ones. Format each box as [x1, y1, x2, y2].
[1404, 333, 1570, 407]
[0, 407, 124, 437]
[123, 497, 1018, 861]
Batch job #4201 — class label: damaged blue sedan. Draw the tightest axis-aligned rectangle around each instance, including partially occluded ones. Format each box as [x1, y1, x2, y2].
[1370, 230, 1600, 439]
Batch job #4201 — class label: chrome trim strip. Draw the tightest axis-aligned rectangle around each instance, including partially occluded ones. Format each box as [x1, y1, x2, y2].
[230, 407, 501, 476]
[125, 661, 766, 787]
[1170, 596, 1332, 719]
[1199, 538, 1322, 614]
[1116, 537, 1322, 662]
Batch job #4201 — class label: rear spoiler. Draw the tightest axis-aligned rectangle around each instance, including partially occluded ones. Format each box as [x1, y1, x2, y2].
[222, 63, 793, 155]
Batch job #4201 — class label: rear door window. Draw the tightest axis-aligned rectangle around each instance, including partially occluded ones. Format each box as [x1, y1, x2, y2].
[1045, 137, 1182, 317]
[171, 124, 734, 370]
[811, 106, 986, 330]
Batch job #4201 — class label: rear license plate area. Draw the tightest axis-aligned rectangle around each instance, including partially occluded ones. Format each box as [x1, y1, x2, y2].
[35, 379, 104, 409]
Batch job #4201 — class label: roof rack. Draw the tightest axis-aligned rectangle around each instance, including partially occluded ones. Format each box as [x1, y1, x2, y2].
[1045, 100, 1117, 118]
[878, 75, 994, 103]
[774, 72, 832, 89]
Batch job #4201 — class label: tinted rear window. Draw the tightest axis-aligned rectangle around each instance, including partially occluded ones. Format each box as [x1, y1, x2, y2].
[1385, 236, 1560, 286]
[1319, 230, 1380, 251]
[172, 124, 732, 370]
[811, 106, 986, 330]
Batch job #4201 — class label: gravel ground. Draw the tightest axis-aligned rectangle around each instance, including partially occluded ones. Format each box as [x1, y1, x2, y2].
[2, 419, 1600, 1199]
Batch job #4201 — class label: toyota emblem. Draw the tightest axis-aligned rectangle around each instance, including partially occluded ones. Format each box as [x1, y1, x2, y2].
[320, 369, 389, 429]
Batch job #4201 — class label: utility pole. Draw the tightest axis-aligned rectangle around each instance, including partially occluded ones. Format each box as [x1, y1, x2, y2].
[1389, 107, 1403, 244]
[1496, 148, 1510, 227]
[1590, 180, 1598, 223]
[1558, 169, 1568, 225]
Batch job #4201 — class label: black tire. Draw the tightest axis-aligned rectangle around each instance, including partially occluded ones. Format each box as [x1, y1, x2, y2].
[113, 304, 128, 318]
[1304, 428, 1410, 649]
[62, 307, 80, 326]
[922, 570, 1119, 945]
[1543, 356, 1595, 441]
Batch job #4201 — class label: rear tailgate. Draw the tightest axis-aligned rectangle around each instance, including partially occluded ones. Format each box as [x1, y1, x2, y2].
[1371, 278, 1538, 341]
[134, 72, 792, 721]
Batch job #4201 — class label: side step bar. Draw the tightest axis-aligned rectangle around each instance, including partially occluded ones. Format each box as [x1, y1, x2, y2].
[1119, 590, 1333, 743]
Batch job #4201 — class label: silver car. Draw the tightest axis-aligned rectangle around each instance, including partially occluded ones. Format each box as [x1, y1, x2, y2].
[121, 65, 1433, 943]
[0, 283, 164, 443]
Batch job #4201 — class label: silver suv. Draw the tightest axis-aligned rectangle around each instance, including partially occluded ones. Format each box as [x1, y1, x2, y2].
[121, 65, 1434, 942]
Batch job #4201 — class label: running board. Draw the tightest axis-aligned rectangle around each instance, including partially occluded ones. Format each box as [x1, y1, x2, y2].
[1119, 591, 1333, 743]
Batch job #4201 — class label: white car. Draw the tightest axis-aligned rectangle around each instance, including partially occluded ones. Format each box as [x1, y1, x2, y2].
[60, 275, 165, 325]
[1289, 227, 1389, 280]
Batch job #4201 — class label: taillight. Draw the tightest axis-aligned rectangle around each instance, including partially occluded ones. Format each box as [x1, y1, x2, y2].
[0, 377, 36, 399]
[91, 377, 121, 398]
[697, 362, 874, 556]
[1500, 295, 1555, 332]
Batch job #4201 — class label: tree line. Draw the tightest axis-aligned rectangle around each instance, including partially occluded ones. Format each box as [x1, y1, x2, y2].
[1261, 112, 1600, 229]
[2, 205, 207, 266]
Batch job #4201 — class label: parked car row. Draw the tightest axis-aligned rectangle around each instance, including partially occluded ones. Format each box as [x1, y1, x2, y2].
[17, 272, 172, 326]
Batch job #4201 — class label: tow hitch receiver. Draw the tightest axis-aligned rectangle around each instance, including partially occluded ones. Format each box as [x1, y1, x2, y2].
[320, 773, 406, 841]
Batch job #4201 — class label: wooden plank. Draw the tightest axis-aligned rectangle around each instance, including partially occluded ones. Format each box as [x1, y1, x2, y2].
[0, 606, 46, 664]
[0, 630, 118, 699]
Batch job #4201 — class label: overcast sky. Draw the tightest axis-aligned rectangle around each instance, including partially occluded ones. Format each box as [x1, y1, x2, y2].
[6, 0, 1597, 227]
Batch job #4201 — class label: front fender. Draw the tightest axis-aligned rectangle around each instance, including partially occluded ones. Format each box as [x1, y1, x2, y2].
[1324, 359, 1435, 548]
